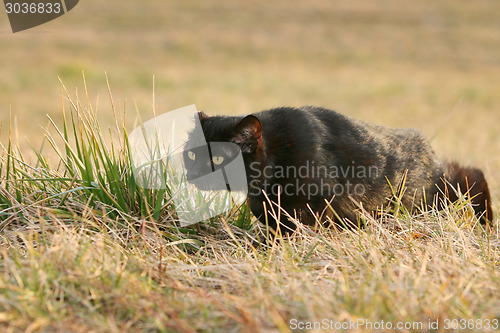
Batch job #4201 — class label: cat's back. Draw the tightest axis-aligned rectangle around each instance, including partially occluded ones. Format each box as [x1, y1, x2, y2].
[253, 107, 328, 148]
[295, 106, 435, 157]
[248, 106, 439, 165]
[257, 106, 442, 172]
[257, 105, 398, 139]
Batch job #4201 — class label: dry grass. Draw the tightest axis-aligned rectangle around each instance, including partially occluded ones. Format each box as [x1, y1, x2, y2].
[1, 0, 500, 331]
[1, 204, 499, 332]
[0, 82, 498, 332]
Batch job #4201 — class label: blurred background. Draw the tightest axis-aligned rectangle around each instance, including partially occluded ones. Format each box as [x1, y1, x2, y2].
[1, 0, 499, 200]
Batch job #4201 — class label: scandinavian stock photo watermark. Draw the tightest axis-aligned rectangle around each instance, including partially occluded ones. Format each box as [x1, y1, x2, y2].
[129, 105, 378, 227]
[247, 160, 378, 199]
[128, 105, 248, 227]
[289, 317, 499, 331]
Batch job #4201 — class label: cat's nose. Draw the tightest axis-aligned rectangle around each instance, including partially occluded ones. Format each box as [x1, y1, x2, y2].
[187, 168, 211, 180]
[186, 170, 201, 180]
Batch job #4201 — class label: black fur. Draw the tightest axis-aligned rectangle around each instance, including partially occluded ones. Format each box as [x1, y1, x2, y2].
[184, 106, 493, 232]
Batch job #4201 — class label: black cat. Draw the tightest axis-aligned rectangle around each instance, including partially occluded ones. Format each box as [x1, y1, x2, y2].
[183, 106, 493, 233]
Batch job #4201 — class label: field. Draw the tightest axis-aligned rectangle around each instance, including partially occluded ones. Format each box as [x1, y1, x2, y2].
[1, 0, 500, 331]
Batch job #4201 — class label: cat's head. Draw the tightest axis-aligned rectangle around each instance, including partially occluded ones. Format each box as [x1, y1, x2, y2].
[183, 141, 240, 182]
[193, 111, 262, 152]
[182, 111, 262, 189]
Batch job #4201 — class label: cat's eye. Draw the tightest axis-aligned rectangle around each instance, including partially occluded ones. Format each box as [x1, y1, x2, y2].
[212, 156, 224, 165]
[187, 151, 196, 160]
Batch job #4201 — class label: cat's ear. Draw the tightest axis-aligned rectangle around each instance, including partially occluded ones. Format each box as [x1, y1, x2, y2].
[197, 111, 208, 121]
[232, 115, 262, 153]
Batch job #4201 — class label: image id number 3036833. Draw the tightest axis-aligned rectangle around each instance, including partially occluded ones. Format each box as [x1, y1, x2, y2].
[5, 2, 62, 14]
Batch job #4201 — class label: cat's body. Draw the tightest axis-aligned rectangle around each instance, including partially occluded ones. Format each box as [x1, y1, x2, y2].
[184, 106, 493, 232]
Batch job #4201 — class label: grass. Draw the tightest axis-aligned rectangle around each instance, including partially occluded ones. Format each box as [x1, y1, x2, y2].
[0, 81, 499, 332]
[1, 0, 500, 331]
